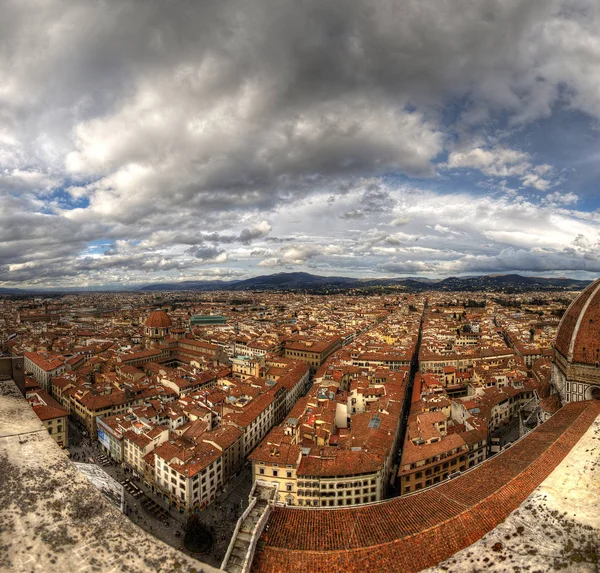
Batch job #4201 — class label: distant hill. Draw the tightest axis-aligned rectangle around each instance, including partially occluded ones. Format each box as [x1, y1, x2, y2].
[139, 272, 592, 292]
[227, 272, 358, 291]
[139, 279, 240, 291]
[434, 274, 591, 292]
[0, 287, 26, 294]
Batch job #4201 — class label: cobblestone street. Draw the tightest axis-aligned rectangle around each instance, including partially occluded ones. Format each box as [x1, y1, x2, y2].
[67, 420, 252, 568]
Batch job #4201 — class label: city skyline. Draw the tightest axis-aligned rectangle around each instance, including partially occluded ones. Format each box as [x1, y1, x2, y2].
[2, 282, 599, 571]
[3, 0, 600, 288]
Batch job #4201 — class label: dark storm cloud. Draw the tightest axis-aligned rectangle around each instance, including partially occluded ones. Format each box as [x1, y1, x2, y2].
[185, 245, 226, 263]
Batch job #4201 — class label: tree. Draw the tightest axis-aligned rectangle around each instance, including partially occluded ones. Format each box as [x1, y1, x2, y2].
[183, 514, 213, 553]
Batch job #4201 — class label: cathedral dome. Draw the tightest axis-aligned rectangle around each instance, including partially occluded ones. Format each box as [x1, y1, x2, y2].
[145, 309, 172, 329]
[555, 278, 600, 365]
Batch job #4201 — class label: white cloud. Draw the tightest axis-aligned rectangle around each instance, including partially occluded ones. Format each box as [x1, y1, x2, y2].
[542, 191, 578, 206]
[447, 145, 555, 189]
[239, 221, 272, 243]
[257, 257, 280, 268]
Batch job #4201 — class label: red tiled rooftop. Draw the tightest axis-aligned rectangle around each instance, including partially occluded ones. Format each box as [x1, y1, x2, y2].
[24, 351, 65, 371]
[401, 432, 464, 467]
[252, 400, 600, 573]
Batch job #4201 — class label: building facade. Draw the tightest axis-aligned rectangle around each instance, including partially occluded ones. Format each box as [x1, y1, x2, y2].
[552, 279, 600, 403]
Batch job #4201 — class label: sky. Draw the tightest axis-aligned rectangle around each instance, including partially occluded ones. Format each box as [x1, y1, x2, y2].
[2, 0, 600, 289]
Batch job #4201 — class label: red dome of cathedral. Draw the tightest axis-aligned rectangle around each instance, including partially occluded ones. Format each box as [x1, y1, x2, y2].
[144, 309, 172, 329]
[555, 278, 600, 365]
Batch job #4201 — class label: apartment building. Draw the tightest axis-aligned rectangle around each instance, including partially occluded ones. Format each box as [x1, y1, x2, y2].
[24, 352, 66, 391]
[122, 424, 169, 476]
[283, 336, 342, 372]
[398, 411, 486, 494]
[153, 439, 224, 512]
[26, 389, 69, 448]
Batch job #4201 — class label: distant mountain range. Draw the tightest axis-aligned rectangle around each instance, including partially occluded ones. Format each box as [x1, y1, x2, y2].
[0, 287, 30, 295]
[0, 272, 592, 295]
[138, 272, 592, 293]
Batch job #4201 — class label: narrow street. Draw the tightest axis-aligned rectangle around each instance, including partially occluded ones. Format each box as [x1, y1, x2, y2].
[394, 300, 427, 464]
[67, 419, 252, 568]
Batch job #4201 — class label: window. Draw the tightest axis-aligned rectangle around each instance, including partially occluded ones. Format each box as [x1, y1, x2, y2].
[259, 468, 265, 475]
[272, 470, 278, 477]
